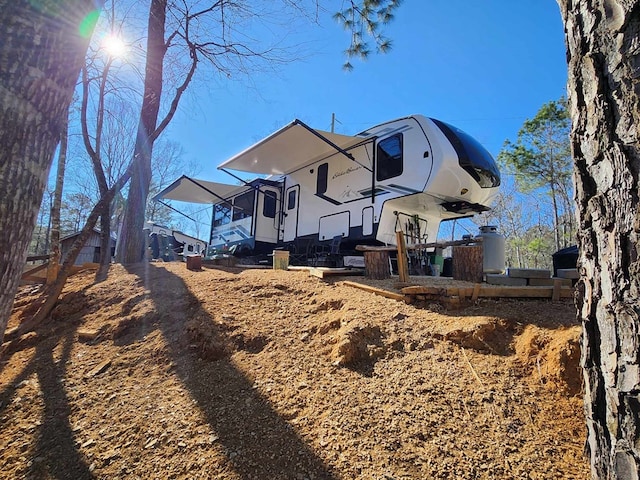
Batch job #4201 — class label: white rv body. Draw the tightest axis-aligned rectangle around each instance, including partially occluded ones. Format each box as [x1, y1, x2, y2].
[155, 114, 500, 258]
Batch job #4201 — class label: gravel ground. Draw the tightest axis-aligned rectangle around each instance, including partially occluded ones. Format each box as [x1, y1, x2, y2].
[0, 262, 588, 479]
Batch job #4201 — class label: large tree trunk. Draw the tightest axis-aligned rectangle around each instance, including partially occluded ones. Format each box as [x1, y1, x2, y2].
[559, 1, 640, 478]
[117, 0, 167, 264]
[0, 1, 98, 344]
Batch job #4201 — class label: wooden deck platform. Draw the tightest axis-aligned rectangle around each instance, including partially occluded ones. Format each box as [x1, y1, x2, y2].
[285, 265, 575, 305]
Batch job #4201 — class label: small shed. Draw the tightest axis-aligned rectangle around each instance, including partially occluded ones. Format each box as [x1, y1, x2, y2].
[60, 229, 116, 265]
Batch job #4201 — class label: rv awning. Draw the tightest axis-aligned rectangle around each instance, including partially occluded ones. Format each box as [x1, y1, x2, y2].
[153, 175, 246, 204]
[217, 119, 368, 175]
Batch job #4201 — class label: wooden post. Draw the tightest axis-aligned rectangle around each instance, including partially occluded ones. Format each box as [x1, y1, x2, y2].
[364, 251, 391, 279]
[395, 231, 409, 283]
[552, 278, 562, 302]
[472, 283, 481, 302]
[452, 245, 483, 283]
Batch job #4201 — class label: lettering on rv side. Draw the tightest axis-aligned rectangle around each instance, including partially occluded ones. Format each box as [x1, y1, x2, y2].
[332, 165, 362, 180]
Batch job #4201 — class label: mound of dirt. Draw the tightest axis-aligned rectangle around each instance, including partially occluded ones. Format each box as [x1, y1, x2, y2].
[185, 317, 232, 361]
[0, 263, 588, 479]
[331, 323, 385, 367]
[443, 318, 518, 355]
[515, 325, 582, 395]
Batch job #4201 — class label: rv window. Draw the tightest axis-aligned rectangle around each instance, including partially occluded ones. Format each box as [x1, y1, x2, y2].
[263, 191, 277, 218]
[188, 245, 194, 252]
[233, 190, 255, 221]
[287, 190, 297, 210]
[213, 202, 232, 227]
[316, 163, 329, 194]
[376, 134, 403, 181]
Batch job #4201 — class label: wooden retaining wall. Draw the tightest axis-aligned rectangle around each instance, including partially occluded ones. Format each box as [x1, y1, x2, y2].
[342, 281, 574, 307]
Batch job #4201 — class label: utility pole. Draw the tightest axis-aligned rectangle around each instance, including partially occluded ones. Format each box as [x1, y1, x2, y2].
[330, 113, 342, 133]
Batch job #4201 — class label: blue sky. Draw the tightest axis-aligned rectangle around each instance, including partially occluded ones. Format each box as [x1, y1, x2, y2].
[165, 0, 568, 185]
[59, 1, 568, 240]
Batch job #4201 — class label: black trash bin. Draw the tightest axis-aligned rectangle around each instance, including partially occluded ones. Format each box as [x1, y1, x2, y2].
[552, 245, 578, 277]
[442, 257, 453, 277]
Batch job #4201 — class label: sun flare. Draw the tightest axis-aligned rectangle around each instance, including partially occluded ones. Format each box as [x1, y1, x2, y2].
[103, 34, 127, 58]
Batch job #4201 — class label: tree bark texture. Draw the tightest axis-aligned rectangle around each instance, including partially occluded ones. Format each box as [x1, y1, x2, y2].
[452, 246, 483, 283]
[559, 1, 640, 478]
[117, 0, 167, 264]
[0, 1, 98, 343]
[364, 251, 391, 279]
[99, 202, 111, 266]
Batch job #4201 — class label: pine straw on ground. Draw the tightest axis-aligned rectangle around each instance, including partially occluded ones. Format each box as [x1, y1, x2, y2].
[1, 263, 588, 479]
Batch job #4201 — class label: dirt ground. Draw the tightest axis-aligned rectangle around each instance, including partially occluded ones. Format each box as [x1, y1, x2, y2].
[0, 262, 588, 479]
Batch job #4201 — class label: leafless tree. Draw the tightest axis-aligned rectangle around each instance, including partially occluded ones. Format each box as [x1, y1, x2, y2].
[117, 0, 314, 264]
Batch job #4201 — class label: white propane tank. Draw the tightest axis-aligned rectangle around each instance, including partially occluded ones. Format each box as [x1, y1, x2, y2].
[479, 226, 505, 274]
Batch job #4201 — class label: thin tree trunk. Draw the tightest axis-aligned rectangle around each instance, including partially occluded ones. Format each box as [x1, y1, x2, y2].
[96, 202, 112, 281]
[548, 139, 562, 252]
[558, 180, 575, 245]
[99, 206, 111, 266]
[47, 108, 70, 284]
[44, 190, 53, 254]
[550, 181, 561, 252]
[559, 1, 640, 478]
[33, 213, 44, 255]
[0, 1, 98, 344]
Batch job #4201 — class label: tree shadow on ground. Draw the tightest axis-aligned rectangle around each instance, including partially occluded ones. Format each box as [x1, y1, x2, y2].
[125, 264, 337, 480]
[28, 328, 95, 479]
[0, 324, 94, 480]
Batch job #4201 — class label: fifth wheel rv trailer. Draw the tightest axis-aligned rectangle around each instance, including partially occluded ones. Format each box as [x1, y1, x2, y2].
[155, 114, 500, 263]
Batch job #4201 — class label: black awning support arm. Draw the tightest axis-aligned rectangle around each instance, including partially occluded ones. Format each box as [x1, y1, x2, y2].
[218, 169, 278, 206]
[294, 119, 373, 173]
[155, 200, 198, 223]
[151, 174, 232, 206]
[219, 168, 250, 188]
[182, 176, 233, 205]
[184, 175, 248, 215]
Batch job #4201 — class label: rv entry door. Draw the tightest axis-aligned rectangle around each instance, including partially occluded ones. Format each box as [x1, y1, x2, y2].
[283, 185, 300, 242]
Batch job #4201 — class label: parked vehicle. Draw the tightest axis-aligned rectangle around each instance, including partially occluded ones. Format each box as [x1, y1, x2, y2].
[145, 222, 207, 261]
[155, 114, 500, 264]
